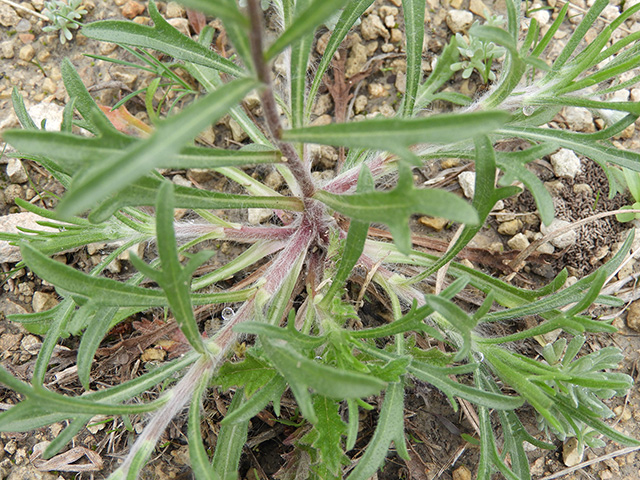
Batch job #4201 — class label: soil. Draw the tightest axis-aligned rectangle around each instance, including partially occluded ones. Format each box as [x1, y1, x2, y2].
[2, 0, 640, 479]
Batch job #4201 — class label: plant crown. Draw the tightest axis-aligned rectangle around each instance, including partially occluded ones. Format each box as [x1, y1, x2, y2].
[2, 0, 640, 478]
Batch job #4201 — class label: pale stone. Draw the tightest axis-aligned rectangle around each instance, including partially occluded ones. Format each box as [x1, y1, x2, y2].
[354, 95, 368, 114]
[32, 291, 58, 313]
[168, 17, 190, 36]
[0, 212, 56, 263]
[27, 102, 65, 131]
[166, 1, 186, 18]
[563, 107, 594, 132]
[247, 208, 273, 224]
[121, 0, 145, 19]
[626, 299, 640, 332]
[384, 14, 395, 28]
[172, 174, 192, 188]
[458, 171, 475, 199]
[550, 148, 581, 179]
[446, 10, 473, 33]
[540, 218, 576, 249]
[42, 77, 57, 94]
[0, 40, 14, 59]
[141, 347, 166, 362]
[312, 94, 332, 116]
[601, 4, 620, 20]
[0, 3, 20, 27]
[469, 0, 490, 19]
[228, 118, 248, 142]
[534, 232, 555, 254]
[563, 438, 584, 466]
[368, 82, 388, 98]
[452, 465, 471, 480]
[497, 219, 523, 236]
[507, 233, 530, 251]
[310, 114, 332, 126]
[418, 216, 449, 231]
[361, 14, 389, 40]
[573, 183, 593, 195]
[6, 159, 28, 184]
[18, 44, 35, 62]
[530, 5, 550, 26]
[21, 335, 41, 355]
[346, 41, 368, 78]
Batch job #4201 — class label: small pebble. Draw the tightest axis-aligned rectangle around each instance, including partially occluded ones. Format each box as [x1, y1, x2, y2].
[18, 44, 35, 62]
[121, 0, 145, 19]
[458, 171, 475, 199]
[368, 82, 388, 98]
[550, 148, 581, 179]
[446, 10, 473, 33]
[165, 1, 186, 18]
[32, 291, 58, 313]
[507, 232, 530, 251]
[141, 347, 166, 362]
[626, 299, 640, 332]
[6, 159, 28, 184]
[452, 465, 471, 480]
[497, 219, 522, 236]
[360, 13, 389, 40]
[540, 218, 576, 249]
[563, 437, 584, 466]
[418, 216, 449, 231]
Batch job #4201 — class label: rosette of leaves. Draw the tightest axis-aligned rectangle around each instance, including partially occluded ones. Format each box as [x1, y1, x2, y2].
[43, 0, 87, 44]
[2, 0, 640, 479]
[451, 15, 506, 83]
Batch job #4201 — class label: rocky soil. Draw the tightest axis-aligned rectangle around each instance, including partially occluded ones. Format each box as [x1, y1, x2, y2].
[2, 0, 640, 479]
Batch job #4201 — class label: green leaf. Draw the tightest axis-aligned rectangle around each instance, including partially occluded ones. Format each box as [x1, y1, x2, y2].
[81, 1, 244, 77]
[499, 125, 640, 173]
[188, 379, 219, 480]
[414, 39, 460, 110]
[301, 395, 349, 476]
[2, 129, 282, 174]
[346, 381, 408, 480]
[217, 351, 278, 396]
[220, 375, 287, 425]
[11, 88, 38, 130]
[20, 243, 252, 308]
[211, 390, 250, 480]
[88, 174, 302, 224]
[57, 77, 259, 218]
[315, 163, 478, 254]
[401, 0, 425, 116]
[77, 307, 119, 389]
[425, 294, 477, 361]
[319, 167, 373, 307]
[265, 0, 347, 59]
[283, 111, 511, 153]
[233, 322, 326, 350]
[260, 336, 386, 421]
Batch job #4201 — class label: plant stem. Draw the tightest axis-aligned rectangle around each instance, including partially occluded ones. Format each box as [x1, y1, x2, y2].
[0, 0, 49, 21]
[246, 0, 316, 198]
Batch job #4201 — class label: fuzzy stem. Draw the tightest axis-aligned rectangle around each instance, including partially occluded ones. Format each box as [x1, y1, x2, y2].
[246, 0, 316, 198]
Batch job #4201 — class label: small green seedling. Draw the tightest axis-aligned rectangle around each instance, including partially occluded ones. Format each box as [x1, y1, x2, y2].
[42, 0, 87, 44]
[450, 14, 506, 83]
[615, 167, 640, 222]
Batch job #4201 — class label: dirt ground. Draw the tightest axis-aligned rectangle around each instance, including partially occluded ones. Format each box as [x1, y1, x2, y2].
[2, 0, 640, 479]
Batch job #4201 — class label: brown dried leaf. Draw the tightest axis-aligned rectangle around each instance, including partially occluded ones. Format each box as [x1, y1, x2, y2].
[31, 443, 103, 472]
[186, 8, 207, 34]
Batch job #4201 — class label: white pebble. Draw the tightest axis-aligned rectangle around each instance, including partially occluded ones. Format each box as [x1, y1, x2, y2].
[550, 148, 581, 179]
